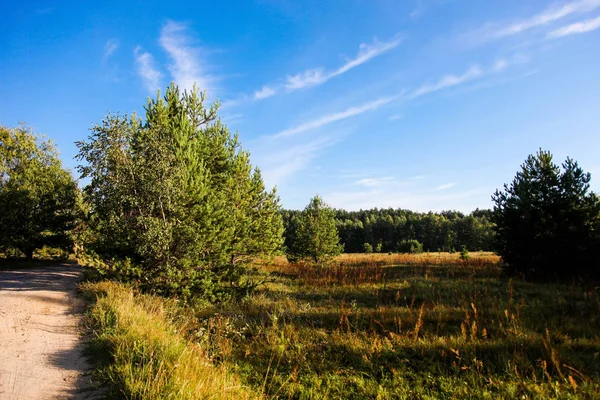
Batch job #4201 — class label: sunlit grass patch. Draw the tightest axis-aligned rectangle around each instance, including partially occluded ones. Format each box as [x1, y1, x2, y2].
[198, 254, 600, 399]
[80, 280, 254, 400]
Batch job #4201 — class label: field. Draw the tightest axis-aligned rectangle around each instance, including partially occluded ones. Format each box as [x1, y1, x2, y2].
[193, 253, 599, 399]
[84, 252, 600, 399]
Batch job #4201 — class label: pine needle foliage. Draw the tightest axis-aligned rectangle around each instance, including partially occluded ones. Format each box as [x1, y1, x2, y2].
[76, 84, 284, 301]
[492, 149, 600, 280]
[287, 195, 343, 263]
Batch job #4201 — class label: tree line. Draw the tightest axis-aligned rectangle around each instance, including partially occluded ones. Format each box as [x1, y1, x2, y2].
[282, 206, 495, 255]
[1, 83, 599, 299]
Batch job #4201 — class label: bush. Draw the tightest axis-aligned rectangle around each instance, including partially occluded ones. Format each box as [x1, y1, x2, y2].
[459, 245, 470, 261]
[363, 243, 373, 253]
[397, 239, 423, 254]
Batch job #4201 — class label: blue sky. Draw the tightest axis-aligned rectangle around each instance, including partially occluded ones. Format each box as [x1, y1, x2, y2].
[2, 0, 600, 212]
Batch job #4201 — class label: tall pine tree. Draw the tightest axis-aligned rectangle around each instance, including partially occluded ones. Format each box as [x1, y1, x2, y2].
[76, 84, 283, 300]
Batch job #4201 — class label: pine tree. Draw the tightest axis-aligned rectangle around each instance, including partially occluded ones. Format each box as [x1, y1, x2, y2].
[76, 84, 284, 300]
[289, 195, 343, 263]
[492, 149, 600, 279]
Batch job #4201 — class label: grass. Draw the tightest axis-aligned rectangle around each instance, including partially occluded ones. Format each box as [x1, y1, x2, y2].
[193, 253, 600, 399]
[80, 280, 254, 399]
[81, 253, 600, 399]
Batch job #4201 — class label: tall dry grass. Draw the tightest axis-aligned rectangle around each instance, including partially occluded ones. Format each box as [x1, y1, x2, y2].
[81, 280, 254, 400]
[261, 252, 502, 286]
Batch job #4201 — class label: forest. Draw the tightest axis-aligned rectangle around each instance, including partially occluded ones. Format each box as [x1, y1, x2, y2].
[283, 207, 495, 254]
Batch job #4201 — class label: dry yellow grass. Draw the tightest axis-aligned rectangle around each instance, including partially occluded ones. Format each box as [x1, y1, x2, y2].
[81, 280, 255, 400]
[266, 252, 500, 268]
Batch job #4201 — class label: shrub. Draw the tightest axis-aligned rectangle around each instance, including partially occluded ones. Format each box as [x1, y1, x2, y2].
[459, 245, 470, 261]
[397, 239, 423, 254]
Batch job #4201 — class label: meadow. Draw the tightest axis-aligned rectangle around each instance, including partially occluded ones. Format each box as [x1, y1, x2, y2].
[84, 252, 600, 399]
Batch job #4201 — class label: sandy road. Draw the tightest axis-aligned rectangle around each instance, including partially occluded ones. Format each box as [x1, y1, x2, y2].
[0, 264, 96, 399]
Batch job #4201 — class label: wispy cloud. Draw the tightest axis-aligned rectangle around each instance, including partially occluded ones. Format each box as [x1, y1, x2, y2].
[272, 95, 401, 138]
[251, 136, 339, 187]
[271, 58, 521, 140]
[458, 0, 600, 46]
[134, 46, 162, 92]
[410, 57, 528, 99]
[495, 0, 600, 38]
[285, 35, 402, 90]
[410, 0, 426, 19]
[547, 14, 600, 37]
[434, 182, 455, 191]
[355, 177, 395, 187]
[325, 186, 490, 212]
[253, 85, 277, 99]
[389, 113, 404, 121]
[104, 39, 119, 61]
[159, 21, 212, 92]
[324, 174, 489, 211]
[285, 68, 327, 90]
[225, 34, 401, 106]
[410, 65, 483, 98]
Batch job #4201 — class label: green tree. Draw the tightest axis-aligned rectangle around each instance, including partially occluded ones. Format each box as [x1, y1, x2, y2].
[76, 84, 284, 300]
[288, 195, 343, 263]
[491, 149, 600, 279]
[0, 124, 80, 259]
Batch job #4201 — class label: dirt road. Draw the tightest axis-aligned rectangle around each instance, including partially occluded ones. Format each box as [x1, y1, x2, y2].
[0, 264, 95, 399]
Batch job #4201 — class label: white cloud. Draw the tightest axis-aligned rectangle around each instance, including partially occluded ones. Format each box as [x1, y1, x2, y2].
[134, 46, 162, 92]
[272, 95, 400, 138]
[104, 39, 119, 60]
[495, 0, 600, 37]
[159, 21, 212, 92]
[252, 136, 338, 187]
[547, 14, 600, 37]
[272, 58, 521, 140]
[326, 188, 491, 212]
[285, 68, 326, 90]
[410, 65, 483, 98]
[355, 177, 395, 187]
[323, 171, 484, 211]
[459, 0, 600, 45]
[226, 34, 401, 105]
[253, 85, 277, 99]
[434, 183, 455, 191]
[389, 113, 404, 121]
[283, 35, 402, 91]
[493, 58, 508, 72]
[333, 36, 403, 76]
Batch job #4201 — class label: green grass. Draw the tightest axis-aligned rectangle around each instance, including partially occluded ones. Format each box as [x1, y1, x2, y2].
[188, 257, 600, 399]
[80, 280, 254, 400]
[80, 255, 600, 399]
